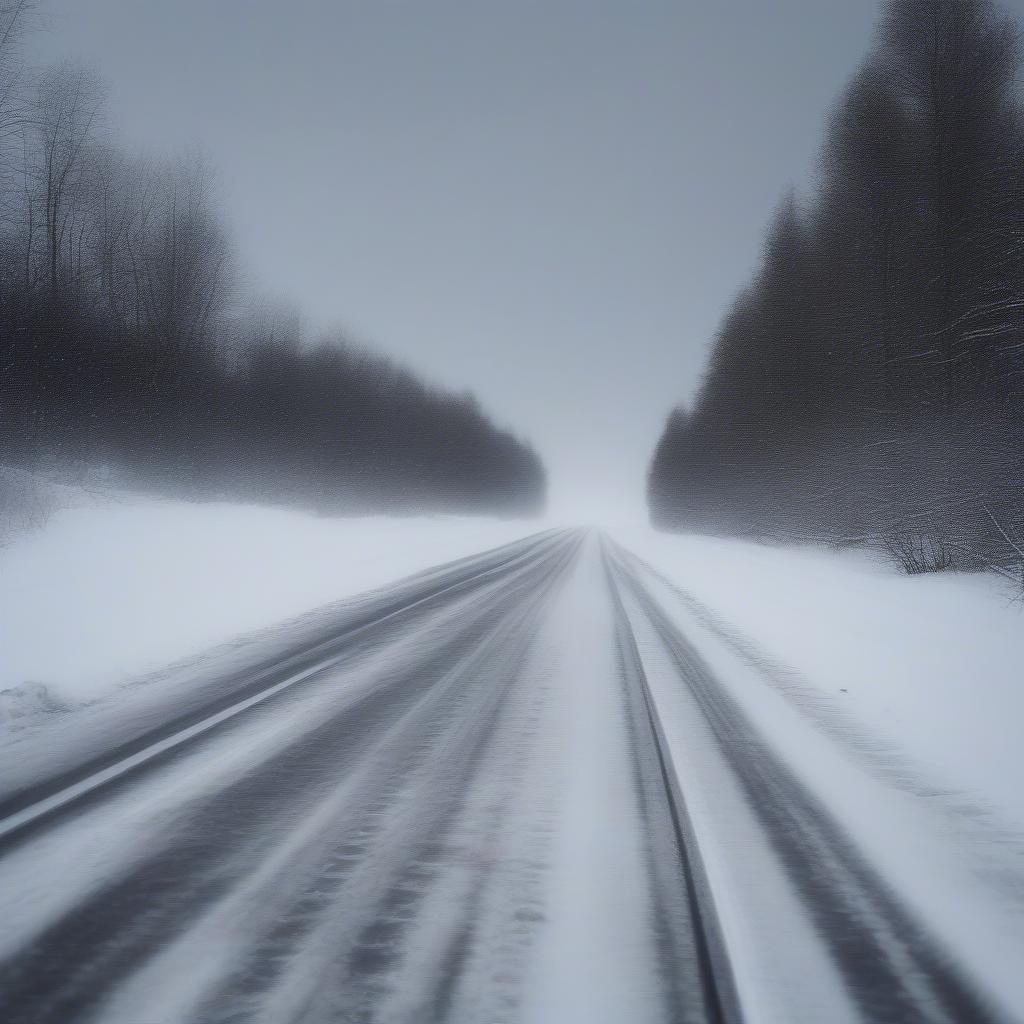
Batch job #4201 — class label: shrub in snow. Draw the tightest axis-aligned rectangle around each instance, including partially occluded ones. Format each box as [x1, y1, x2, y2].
[0, 682, 68, 724]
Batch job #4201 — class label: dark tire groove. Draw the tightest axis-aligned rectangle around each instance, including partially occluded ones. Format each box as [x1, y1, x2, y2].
[0, 534, 579, 1024]
[607, 540, 1007, 1024]
[0, 529, 571, 852]
[602, 539, 742, 1024]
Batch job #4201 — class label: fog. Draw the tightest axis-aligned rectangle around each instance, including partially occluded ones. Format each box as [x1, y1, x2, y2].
[6, 5, 1024, 1020]
[26, 0, 1022, 516]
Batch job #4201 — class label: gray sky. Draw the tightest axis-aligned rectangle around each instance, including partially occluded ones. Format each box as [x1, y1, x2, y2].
[29, 0, 1018, 517]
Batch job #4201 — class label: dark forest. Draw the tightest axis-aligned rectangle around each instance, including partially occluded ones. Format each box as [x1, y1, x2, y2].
[649, 0, 1024, 580]
[0, 4, 545, 518]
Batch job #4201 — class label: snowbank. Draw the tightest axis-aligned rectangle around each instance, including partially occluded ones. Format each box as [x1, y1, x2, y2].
[0, 485, 538, 707]
[612, 526, 1024, 834]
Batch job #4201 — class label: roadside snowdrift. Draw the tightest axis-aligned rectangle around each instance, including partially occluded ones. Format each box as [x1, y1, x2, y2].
[0, 484, 537, 708]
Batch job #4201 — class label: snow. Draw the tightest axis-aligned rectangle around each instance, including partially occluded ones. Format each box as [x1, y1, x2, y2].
[0, 529, 678, 1022]
[611, 567, 856, 1024]
[521, 535, 664, 1024]
[8, 494, 1020, 836]
[4, 505, 1022, 1018]
[609, 525, 1024, 1017]
[0, 480, 539, 709]
[0, 542, 564, 959]
[611, 527, 1024, 836]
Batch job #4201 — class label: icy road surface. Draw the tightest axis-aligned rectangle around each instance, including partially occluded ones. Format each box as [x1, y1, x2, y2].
[0, 530, 1015, 1023]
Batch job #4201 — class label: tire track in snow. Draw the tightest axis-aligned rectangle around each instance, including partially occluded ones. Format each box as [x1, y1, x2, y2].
[602, 538, 742, 1024]
[0, 533, 581, 1023]
[605, 539, 1009, 1024]
[0, 528, 572, 847]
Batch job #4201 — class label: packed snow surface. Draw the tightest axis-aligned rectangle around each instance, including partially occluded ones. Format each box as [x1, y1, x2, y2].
[611, 527, 1024, 835]
[5, 484, 1021, 829]
[2, 500, 1023, 1020]
[609, 525, 1024, 1014]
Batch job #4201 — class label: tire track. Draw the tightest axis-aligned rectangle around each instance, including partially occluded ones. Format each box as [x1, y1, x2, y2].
[0, 528, 572, 851]
[0, 533, 581, 1024]
[602, 538, 742, 1024]
[605, 539, 1008, 1024]
[194, 533, 582, 1024]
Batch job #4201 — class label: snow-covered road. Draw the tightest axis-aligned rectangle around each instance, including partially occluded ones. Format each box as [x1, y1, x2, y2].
[0, 530, 1015, 1023]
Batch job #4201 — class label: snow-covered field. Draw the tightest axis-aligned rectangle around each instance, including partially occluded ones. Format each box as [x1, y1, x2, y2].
[0, 479, 539, 711]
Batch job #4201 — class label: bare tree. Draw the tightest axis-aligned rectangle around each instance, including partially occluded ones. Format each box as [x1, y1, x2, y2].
[30, 63, 105, 298]
[136, 154, 232, 380]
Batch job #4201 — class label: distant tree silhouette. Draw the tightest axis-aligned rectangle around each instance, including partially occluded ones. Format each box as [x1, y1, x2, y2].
[650, 0, 1024, 578]
[0, 9, 545, 517]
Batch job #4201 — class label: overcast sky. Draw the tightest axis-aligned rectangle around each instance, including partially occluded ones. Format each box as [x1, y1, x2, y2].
[26, 0, 1024, 516]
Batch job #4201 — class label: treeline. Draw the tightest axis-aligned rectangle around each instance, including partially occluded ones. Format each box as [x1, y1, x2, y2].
[0, 4, 545, 517]
[650, 0, 1024, 578]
